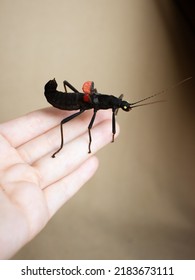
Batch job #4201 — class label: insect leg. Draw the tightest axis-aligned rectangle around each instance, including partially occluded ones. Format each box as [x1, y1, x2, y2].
[112, 108, 116, 142]
[63, 80, 79, 93]
[88, 109, 98, 153]
[52, 110, 85, 158]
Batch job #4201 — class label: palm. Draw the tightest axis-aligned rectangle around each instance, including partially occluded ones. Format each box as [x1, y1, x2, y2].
[0, 107, 116, 259]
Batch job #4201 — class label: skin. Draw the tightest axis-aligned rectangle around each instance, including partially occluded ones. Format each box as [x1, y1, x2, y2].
[0, 107, 119, 259]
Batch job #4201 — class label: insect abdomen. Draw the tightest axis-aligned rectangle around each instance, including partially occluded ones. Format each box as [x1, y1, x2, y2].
[45, 91, 83, 110]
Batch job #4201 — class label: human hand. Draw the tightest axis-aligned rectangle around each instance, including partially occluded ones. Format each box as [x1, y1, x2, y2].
[0, 107, 119, 259]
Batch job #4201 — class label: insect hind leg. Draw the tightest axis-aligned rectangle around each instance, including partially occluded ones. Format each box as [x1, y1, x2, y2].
[52, 109, 84, 158]
[63, 80, 79, 93]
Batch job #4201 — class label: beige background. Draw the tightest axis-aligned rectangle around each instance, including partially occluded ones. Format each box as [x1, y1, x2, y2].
[0, 0, 194, 259]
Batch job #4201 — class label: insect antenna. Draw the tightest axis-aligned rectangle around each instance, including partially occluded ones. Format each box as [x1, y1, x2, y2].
[130, 77, 192, 107]
[130, 100, 166, 109]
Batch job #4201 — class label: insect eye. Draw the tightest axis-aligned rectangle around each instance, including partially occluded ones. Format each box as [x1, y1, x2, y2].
[121, 102, 131, 111]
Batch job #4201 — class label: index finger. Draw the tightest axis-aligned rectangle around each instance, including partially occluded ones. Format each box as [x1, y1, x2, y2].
[0, 107, 71, 147]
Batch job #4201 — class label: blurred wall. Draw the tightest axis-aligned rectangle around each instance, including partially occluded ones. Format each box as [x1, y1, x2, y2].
[0, 0, 194, 259]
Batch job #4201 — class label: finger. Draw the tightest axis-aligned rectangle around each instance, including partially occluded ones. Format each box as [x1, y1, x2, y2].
[17, 110, 112, 164]
[0, 107, 72, 148]
[34, 120, 120, 188]
[44, 156, 99, 218]
[0, 134, 24, 171]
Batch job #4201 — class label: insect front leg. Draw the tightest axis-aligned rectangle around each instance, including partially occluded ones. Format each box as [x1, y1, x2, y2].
[52, 109, 85, 158]
[63, 80, 79, 93]
[112, 108, 116, 142]
[88, 109, 98, 153]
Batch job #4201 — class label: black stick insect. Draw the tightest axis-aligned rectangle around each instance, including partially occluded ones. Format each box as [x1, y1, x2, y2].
[44, 77, 191, 158]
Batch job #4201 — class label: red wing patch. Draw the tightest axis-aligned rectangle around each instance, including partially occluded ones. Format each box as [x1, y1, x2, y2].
[82, 81, 93, 94]
[83, 93, 91, 103]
